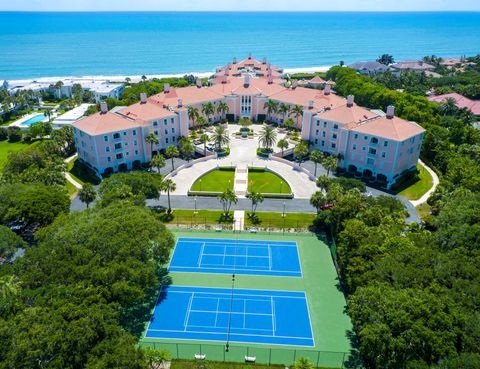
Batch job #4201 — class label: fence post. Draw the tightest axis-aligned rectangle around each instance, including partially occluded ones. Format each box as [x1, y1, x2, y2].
[268, 348, 272, 365]
[176, 343, 179, 358]
[200, 344, 202, 355]
[293, 349, 297, 362]
[341, 352, 346, 369]
[316, 351, 320, 368]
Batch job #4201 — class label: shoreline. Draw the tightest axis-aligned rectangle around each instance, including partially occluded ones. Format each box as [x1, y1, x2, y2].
[5, 66, 332, 86]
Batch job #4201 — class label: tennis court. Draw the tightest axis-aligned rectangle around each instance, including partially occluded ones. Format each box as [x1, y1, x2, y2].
[146, 285, 314, 347]
[168, 237, 302, 277]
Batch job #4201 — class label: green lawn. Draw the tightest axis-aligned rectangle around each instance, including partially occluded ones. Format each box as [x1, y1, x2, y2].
[0, 140, 40, 170]
[245, 211, 316, 229]
[398, 164, 434, 200]
[156, 209, 234, 225]
[416, 203, 432, 222]
[67, 157, 101, 185]
[191, 169, 235, 192]
[248, 171, 292, 194]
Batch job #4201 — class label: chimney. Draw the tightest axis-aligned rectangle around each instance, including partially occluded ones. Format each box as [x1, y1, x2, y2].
[292, 80, 298, 89]
[347, 95, 354, 107]
[224, 68, 229, 76]
[268, 75, 273, 84]
[100, 102, 108, 114]
[140, 92, 147, 104]
[164, 83, 170, 93]
[244, 74, 251, 87]
[178, 99, 183, 108]
[324, 84, 331, 95]
[267, 69, 273, 77]
[248, 52, 252, 60]
[196, 79, 202, 88]
[262, 57, 267, 64]
[308, 100, 314, 110]
[233, 57, 237, 64]
[386, 105, 395, 119]
[222, 75, 227, 84]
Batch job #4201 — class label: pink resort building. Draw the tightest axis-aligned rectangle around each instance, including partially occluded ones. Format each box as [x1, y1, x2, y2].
[73, 55, 425, 187]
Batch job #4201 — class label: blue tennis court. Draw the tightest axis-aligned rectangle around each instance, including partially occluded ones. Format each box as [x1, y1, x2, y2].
[146, 286, 314, 347]
[168, 238, 302, 277]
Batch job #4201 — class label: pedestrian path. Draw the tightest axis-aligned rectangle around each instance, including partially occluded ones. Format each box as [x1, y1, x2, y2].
[234, 164, 248, 198]
[233, 210, 245, 231]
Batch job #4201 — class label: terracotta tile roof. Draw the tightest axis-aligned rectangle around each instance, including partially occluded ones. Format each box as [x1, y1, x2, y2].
[150, 86, 224, 106]
[351, 115, 425, 141]
[428, 93, 480, 115]
[391, 60, 435, 71]
[118, 99, 177, 121]
[73, 111, 148, 136]
[308, 76, 326, 84]
[316, 104, 379, 126]
[269, 87, 346, 110]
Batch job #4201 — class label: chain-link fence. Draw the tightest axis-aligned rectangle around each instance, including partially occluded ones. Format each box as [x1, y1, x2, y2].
[139, 341, 349, 368]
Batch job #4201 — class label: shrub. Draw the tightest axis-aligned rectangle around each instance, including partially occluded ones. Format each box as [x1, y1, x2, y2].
[7, 126, 22, 142]
[0, 127, 7, 141]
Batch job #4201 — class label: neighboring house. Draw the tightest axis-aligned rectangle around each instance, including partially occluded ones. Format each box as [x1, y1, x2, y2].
[428, 93, 480, 116]
[390, 60, 436, 76]
[52, 103, 94, 128]
[348, 61, 390, 76]
[72, 55, 425, 188]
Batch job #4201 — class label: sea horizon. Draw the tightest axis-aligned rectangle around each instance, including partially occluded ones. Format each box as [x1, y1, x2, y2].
[1, 11, 480, 80]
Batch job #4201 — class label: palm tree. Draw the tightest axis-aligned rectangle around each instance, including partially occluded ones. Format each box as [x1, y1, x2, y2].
[294, 142, 309, 165]
[316, 175, 331, 193]
[196, 116, 207, 127]
[291, 105, 304, 128]
[258, 125, 277, 149]
[377, 54, 395, 65]
[0, 275, 20, 300]
[151, 154, 166, 174]
[246, 192, 264, 215]
[161, 179, 176, 213]
[239, 117, 252, 129]
[310, 149, 323, 176]
[278, 103, 291, 123]
[310, 191, 328, 214]
[43, 109, 52, 122]
[199, 133, 209, 156]
[78, 183, 97, 208]
[217, 101, 229, 120]
[277, 138, 289, 157]
[165, 145, 179, 171]
[180, 141, 195, 162]
[439, 97, 458, 116]
[145, 133, 160, 156]
[322, 155, 338, 177]
[294, 357, 314, 369]
[188, 106, 200, 127]
[202, 102, 216, 124]
[264, 99, 279, 123]
[284, 118, 295, 132]
[219, 189, 238, 216]
[211, 126, 230, 151]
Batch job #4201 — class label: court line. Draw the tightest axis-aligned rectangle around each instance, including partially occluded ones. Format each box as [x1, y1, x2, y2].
[186, 324, 273, 333]
[183, 293, 194, 331]
[169, 265, 300, 274]
[268, 244, 272, 271]
[202, 253, 270, 259]
[197, 242, 205, 267]
[243, 299, 246, 329]
[165, 286, 307, 298]
[213, 298, 220, 328]
[304, 293, 317, 346]
[190, 309, 273, 317]
[178, 239, 297, 247]
[271, 296, 276, 336]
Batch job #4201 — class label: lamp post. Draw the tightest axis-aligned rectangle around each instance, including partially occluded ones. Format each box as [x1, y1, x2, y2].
[282, 201, 286, 218]
[194, 196, 198, 215]
[200, 179, 202, 192]
[280, 181, 283, 194]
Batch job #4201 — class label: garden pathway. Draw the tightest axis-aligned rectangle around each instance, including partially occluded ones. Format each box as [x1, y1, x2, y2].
[410, 160, 439, 207]
[233, 210, 245, 231]
[64, 154, 82, 190]
[234, 164, 248, 197]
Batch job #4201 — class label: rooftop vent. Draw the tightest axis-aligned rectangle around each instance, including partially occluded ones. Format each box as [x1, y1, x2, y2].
[233, 57, 237, 64]
[262, 57, 267, 64]
[386, 105, 395, 119]
[324, 84, 331, 95]
[222, 75, 228, 84]
[347, 95, 354, 107]
[100, 102, 108, 114]
[248, 53, 252, 60]
[140, 92, 147, 104]
[292, 80, 298, 89]
[164, 83, 170, 93]
[268, 75, 273, 84]
[308, 100, 314, 110]
[196, 79, 202, 88]
[178, 99, 183, 108]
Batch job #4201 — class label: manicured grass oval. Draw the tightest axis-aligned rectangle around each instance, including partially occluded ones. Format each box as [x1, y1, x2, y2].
[248, 171, 292, 194]
[191, 169, 235, 192]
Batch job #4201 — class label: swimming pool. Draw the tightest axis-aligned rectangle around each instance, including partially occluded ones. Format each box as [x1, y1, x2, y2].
[21, 114, 46, 126]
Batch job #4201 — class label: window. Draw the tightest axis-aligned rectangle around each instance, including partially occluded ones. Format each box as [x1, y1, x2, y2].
[166, 138, 169, 144]
[353, 144, 357, 150]
[332, 133, 337, 139]
[132, 130, 137, 136]
[331, 143, 336, 149]
[364, 136, 368, 140]
[153, 122, 158, 127]
[316, 130, 319, 135]
[333, 124, 338, 130]
[417, 144, 421, 150]
[369, 148, 377, 155]
[315, 139, 318, 144]
[362, 146, 366, 151]
[367, 158, 374, 165]
[172, 136, 176, 142]
[171, 118, 174, 124]
[354, 134, 359, 139]
[154, 130, 158, 135]
[383, 140, 389, 147]
[126, 151, 130, 156]
[113, 133, 120, 139]
[322, 131, 326, 138]
[321, 140, 325, 147]
[410, 137, 415, 143]
[123, 131, 127, 136]
[171, 128, 175, 133]
[105, 147, 110, 153]
[409, 148, 414, 154]
[81, 141, 86, 148]
[165, 129, 168, 135]
[135, 150, 139, 155]
[316, 121, 320, 127]
[382, 152, 386, 158]
[371, 137, 378, 144]
[103, 135, 108, 142]
[116, 153, 123, 159]
[323, 122, 327, 128]
[115, 142, 122, 150]
[134, 140, 138, 146]
[107, 156, 111, 162]
[164, 119, 167, 125]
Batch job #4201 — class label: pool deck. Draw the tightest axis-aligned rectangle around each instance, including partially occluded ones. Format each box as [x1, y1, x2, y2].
[9, 112, 49, 129]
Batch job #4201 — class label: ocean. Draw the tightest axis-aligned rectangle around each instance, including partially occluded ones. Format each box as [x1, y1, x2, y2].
[1, 11, 480, 80]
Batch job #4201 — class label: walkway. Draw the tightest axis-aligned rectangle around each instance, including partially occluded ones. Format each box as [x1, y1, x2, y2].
[410, 160, 439, 207]
[234, 164, 248, 197]
[233, 210, 245, 231]
[64, 154, 82, 190]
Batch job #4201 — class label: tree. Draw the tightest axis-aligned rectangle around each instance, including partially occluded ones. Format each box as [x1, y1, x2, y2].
[277, 138, 289, 157]
[294, 357, 314, 369]
[377, 54, 395, 65]
[293, 142, 309, 165]
[284, 117, 295, 132]
[239, 117, 252, 130]
[219, 189, 238, 216]
[316, 175, 331, 193]
[217, 101, 229, 119]
[78, 183, 97, 208]
[258, 125, 277, 149]
[211, 125, 230, 151]
[150, 154, 166, 174]
[310, 149, 323, 176]
[188, 106, 200, 127]
[264, 99, 279, 122]
[291, 104, 304, 128]
[278, 103, 291, 122]
[246, 192, 264, 215]
[196, 116, 207, 127]
[161, 179, 176, 213]
[165, 145, 179, 171]
[180, 140, 195, 162]
[0, 275, 21, 300]
[7, 126, 22, 142]
[72, 83, 83, 104]
[202, 102, 215, 124]
[0, 225, 26, 260]
[439, 97, 458, 116]
[322, 154, 337, 177]
[143, 347, 171, 369]
[199, 133, 209, 156]
[43, 108, 53, 122]
[145, 132, 160, 156]
[310, 191, 328, 214]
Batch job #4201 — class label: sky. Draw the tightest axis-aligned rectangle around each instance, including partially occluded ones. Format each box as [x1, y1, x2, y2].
[1, 0, 480, 11]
